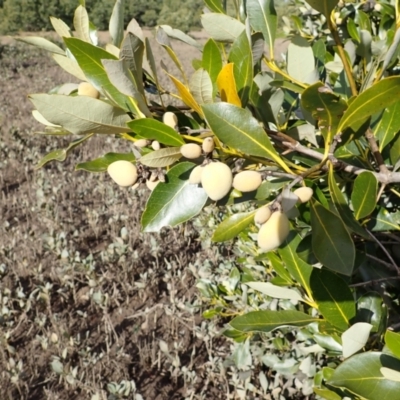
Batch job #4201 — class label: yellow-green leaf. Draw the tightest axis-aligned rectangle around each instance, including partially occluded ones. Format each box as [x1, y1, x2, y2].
[216, 63, 242, 107]
[351, 171, 378, 220]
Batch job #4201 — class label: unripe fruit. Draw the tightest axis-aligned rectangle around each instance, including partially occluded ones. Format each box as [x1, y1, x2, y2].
[254, 206, 272, 225]
[78, 82, 100, 99]
[257, 211, 290, 253]
[180, 143, 202, 159]
[293, 187, 313, 203]
[233, 171, 262, 192]
[163, 112, 178, 129]
[146, 179, 160, 191]
[152, 140, 161, 151]
[107, 160, 138, 187]
[336, 17, 343, 25]
[135, 139, 149, 148]
[201, 162, 233, 201]
[189, 165, 203, 184]
[374, 3, 382, 12]
[202, 137, 215, 154]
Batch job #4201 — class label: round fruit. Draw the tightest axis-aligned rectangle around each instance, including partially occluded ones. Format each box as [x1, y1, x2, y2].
[202, 137, 215, 154]
[135, 139, 149, 148]
[374, 4, 382, 12]
[254, 206, 272, 225]
[293, 187, 313, 203]
[189, 165, 203, 184]
[151, 140, 161, 151]
[180, 143, 202, 159]
[77, 82, 100, 99]
[163, 112, 178, 129]
[107, 160, 138, 187]
[233, 171, 262, 192]
[201, 162, 233, 201]
[257, 211, 290, 253]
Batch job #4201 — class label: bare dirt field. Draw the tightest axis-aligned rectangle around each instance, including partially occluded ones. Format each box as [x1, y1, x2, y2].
[0, 31, 292, 400]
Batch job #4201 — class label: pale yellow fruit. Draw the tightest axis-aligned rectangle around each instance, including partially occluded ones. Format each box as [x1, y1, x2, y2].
[233, 171, 262, 192]
[189, 165, 203, 184]
[201, 162, 233, 201]
[336, 17, 343, 25]
[254, 206, 272, 225]
[180, 143, 202, 159]
[257, 211, 290, 252]
[135, 139, 149, 148]
[152, 140, 161, 151]
[146, 179, 160, 191]
[77, 82, 100, 99]
[202, 137, 215, 154]
[293, 187, 313, 203]
[163, 112, 178, 129]
[107, 160, 138, 187]
[374, 4, 382, 12]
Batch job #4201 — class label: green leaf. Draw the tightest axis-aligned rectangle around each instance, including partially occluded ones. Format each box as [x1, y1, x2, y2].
[310, 269, 356, 332]
[202, 38, 223, 97]
[328, 352, 400, 400]
[52, 54, 87, 81]
[287, 36, 316, 84]
[279, 232, 313, 298]
[328, 166, 369, 239]
[369, 207, 400, 231]
[75, 152, 135, 172]
[212, 212, 255, 242]
[139, 147, 182, 168]
[189, 68, 213, 105]
[373, 102, 400, 151]
[201, 13, 245, 43]
[230, 310, 317, 333]
[203, 0, 225, 13]
[341, 322, 373, 358]
[14, 36, 65, 55]
[109, 0, 124, 47]
[50, 17, 72, 39]
[141, 162, 208, 232]
[351, 171, 378, 220]
[356, 292, 387, 333]
[36, 134, 93, 169]
[246, 282, 303, 301]
[267, 252, 294, 285]
[127, 119, 184, 146]
[305, 0, 339, 18]
[229, 31, 253, 106]
[310, 200, 355, 276]
[28, 94, 131, 135]
[301, 82, 348, 145]
[246, 0, 277, 60]
[73, 5, 91, 43]
[159, 25, 201, 50]
[202, 103, 290, 173]
[385, 331, 400, 360]
[64, 37, 131, 111]
[338, 77, 400, 133]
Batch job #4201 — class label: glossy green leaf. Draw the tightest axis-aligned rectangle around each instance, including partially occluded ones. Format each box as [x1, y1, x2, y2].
[28, 94, 131, 135]
[202, 103, 290, 173]
[279, 232, 313, 298]
[52, 54, 87, 81]
[127, 119, 184, 146]
[310, 269, 355, 332]
[141, 162, 208, 232]
[212, 212, 255, 242]
[385, 331, 400, 360]
[313, 388, 342, 400]
[76, 152, 135, 172]
[351, 171, 378, 220]
[64, 37, 131, 111]
[373, 102, 400, 151]
[14, 36, 65, 55]
[203, 0, 224, 13]
[73, 5, 91, 43]
[357, 292, 387, 333]
[246, 0, 277, 60]
[201, 13, 245, 43]
[338, 77, 400, 133]
[230, 310, 317, 333]
[246, 282, 303, 301]
[305, 0, 339, 18]
[202, 38, 222, 97]
[145, 37, 162, 93]
[189, 68, 213, 105]
[328, 352, 400, 400]
[369, 207, 400, 231]
[301, 82, 348, 145]
[328, 166, 369, 239]
[287, 36, 316, 84]
[139, 147, 182, 168]
[267, 252, 294, 285]
[310, 200, 355, 276]
[109, 0, 124, 47]
[313, 333, 343, 353]
[36, 134, 93, 169]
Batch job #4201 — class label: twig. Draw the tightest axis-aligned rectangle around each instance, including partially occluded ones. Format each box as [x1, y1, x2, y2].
[350, 275, 400, 288]
[365, 253, 397, 270]
[365, 128, 390, 175]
